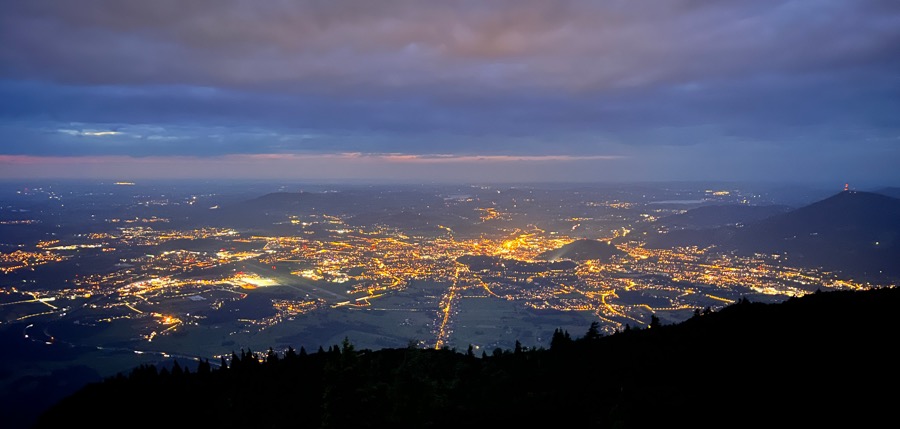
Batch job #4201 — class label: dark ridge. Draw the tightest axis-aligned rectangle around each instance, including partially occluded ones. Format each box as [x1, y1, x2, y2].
[209, 190, 461, 233]
[731, 190, 900, 275]
[751, 190, 900, 233]
[874, 187, 900, 199]
[538, 238, 625, 262]
[656, 203, 791, 229]
[242, 190, 446, 214]
[34, 287, 900, 428]
[645, 191, 900, 278]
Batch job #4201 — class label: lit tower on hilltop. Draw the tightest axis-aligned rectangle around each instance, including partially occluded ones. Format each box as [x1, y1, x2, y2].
[844, 183, 849, 192]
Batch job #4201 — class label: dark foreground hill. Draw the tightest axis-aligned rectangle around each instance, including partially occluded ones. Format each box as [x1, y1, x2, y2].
[34, 287, 900, 429]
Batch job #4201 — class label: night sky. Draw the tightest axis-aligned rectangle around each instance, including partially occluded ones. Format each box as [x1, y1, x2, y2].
[2, 1, 898, 183]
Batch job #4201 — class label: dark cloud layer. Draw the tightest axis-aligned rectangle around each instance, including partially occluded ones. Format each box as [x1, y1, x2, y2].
[1, 1, 898, 182]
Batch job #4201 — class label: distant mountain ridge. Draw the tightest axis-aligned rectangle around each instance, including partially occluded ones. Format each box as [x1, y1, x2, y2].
[646, 190, 900, 278]
[244, 190, 446, 213]
[741, 190, 900, 242]
[210, 190, 457, 233]
[656, 204, 791, 229]
[874, 186, 900, 199]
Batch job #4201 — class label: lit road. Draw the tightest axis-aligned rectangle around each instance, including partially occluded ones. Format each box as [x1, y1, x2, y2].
[434, 266, 462, 349]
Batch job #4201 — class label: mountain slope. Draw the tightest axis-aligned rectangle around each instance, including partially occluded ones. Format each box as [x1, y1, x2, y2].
[656, 203, 791, 229]
[731, 190, 900, 275]
[875, 187, 900, 199]
[647, 191, 900, 278]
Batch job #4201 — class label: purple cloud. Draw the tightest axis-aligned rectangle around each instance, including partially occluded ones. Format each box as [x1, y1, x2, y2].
[0, 1, 898, 182]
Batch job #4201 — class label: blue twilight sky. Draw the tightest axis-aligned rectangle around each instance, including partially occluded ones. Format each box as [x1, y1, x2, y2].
[1, 0, 898, 183]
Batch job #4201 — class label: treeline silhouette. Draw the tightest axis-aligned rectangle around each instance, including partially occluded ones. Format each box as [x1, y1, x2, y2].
[33, 288, 900, 428]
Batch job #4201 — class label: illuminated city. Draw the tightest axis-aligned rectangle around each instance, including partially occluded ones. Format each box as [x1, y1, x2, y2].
[2, 182, 892, 371]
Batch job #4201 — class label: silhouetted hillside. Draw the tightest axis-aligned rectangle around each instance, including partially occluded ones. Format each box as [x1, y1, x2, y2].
[875, 187, 900, 199]
[538, 238, 625, 262]
[34, 287, 900, 428]
[647, 191, 900, 278]
[656, 203, 791, 229]
[733, 190, 900, 275]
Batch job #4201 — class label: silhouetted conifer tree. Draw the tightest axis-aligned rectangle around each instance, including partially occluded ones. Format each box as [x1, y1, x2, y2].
[171, 360, 183, 376]
[341, 337, 354, 354]
[650, 315, 661, 329]
[196, 359, 211, 374]
[551, 328, 573, 350]
[285, 346, 297, 361]
[584, 321, 602, 340]
[266, 347, 279, 363]
[230, 351, 240, 370]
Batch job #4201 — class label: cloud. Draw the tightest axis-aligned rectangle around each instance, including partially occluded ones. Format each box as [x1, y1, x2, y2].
[58, 129, 121, 137]
[0, 1, 898, 182]
[374, 153, 625, 163]
[3, 1, 898, 91]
